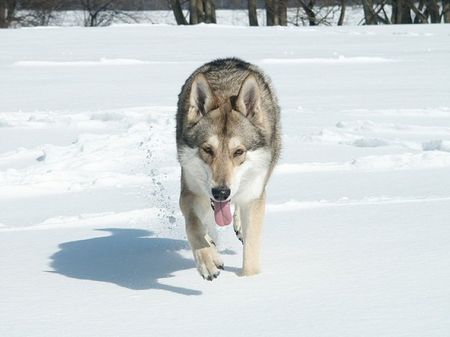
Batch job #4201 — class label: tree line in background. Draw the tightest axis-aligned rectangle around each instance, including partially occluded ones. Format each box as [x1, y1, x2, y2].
[0, 0, 138, 27]
[1, 0, 449, 28]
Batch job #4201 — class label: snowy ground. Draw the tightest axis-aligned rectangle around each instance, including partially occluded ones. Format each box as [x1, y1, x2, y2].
[1, 24, 450, 337]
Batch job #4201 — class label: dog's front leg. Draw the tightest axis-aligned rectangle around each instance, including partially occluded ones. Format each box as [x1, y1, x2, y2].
[180, 192, 224, 280]
[241, 193, 266, 276]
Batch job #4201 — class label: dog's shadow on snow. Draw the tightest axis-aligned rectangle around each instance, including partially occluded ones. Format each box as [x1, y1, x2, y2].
[49, 228, 203, 296]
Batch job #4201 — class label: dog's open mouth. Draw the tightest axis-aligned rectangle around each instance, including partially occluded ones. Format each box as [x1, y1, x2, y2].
[210, 199, 232, 227]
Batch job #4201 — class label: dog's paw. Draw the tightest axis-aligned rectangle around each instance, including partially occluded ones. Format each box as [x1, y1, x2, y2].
[193, 246, 224, 281]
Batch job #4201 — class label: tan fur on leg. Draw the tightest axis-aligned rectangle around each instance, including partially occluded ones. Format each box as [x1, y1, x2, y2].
[241, 193, 266, 276]
[180, 190, 224, 280]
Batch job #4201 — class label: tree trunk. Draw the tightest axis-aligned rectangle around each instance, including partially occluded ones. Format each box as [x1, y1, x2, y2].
[362, 0, 378, 24]
[443, 0, 450, 22]
[0, 0, 17, 28]
[210, 0, 217, 23]
[266, 0, 275, 26]
[170, 0, 188, 25]
[426, 0, 440, 22]
[204, 0, 211, 23]
[190, 0, 198, 24]
[278, 0, 287, 26]
[401, 0, 413, 23]
[197, 0, 205, 22]
[189, 0, 214, 24]
[392, 0, 413, 23]
[204, 0, 216, 23]
[248, 0, 258, 26]
[0, 0, 7, 28]
[391, 0, 398, 22]
[273, 0, 279, 25]
[299, 0, 316, 26]
[90, 12, 97, 27]
[337, 0, 346, 25]
[413, 0, 427, 23]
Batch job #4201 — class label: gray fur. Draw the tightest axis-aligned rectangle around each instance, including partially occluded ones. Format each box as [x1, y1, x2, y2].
[176, 57, 281, 169]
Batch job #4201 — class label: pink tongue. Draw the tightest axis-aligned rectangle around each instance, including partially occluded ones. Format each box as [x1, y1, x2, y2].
[213, 201, 232, 227]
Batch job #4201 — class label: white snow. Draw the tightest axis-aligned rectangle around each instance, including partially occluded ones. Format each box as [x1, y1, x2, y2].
[13, 58, 197, 67]
[1, 24, 450, 337]
[260, 56, 397, 64]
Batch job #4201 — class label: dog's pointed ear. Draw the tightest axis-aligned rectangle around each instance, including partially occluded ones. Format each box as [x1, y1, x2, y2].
[188, 73, 215, 124]
[236, 74, 262, 124]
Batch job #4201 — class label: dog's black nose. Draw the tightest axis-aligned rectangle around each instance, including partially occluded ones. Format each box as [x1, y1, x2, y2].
[212, 186, 230, 201]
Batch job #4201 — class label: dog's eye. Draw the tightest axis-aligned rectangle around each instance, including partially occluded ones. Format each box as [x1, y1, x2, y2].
[203, 147, 214, 155]
[233, 149, 245, 157]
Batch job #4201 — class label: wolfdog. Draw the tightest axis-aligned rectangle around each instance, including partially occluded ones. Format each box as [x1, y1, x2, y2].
[176, 58, 281, 280]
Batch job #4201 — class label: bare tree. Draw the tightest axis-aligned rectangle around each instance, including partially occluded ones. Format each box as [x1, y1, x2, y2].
[189, 0, 215, 24]
[297, 0, 316, 26]
[426, 0, 440, 22]
[189, 0, 198, 23]
[362, 0, 378, 24]
[23, 0, 62, 26]
[278, 0, 287, 26]
[0, 0, 18, 28]
[247, 0, 258, 26]
[79, 0, 137, 27]
[444, 0, 450, 22]
[391, 0, 413, 23]
[0, 0, 7, 27]
[412, 0, 427, 23]
[265, 0, 276, 25]
[377, 1, 391, 23]
[169, 0, 188, 25]
[81, 0, 115, 26]
[204, 0, 216, 23]
[409, 0, 428, 23]
[290, 0, 343, 26]
[337, 0, 346, 25]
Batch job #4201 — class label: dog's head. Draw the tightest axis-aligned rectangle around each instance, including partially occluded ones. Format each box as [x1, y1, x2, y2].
[179, 73, 271, 205]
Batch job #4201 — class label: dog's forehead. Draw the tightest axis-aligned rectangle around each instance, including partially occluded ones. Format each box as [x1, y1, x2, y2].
[185, 104, 266, 150]
[227, 136, 243, 148]
[204, 107, 245, 133]
[206, 135, 243, 148]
